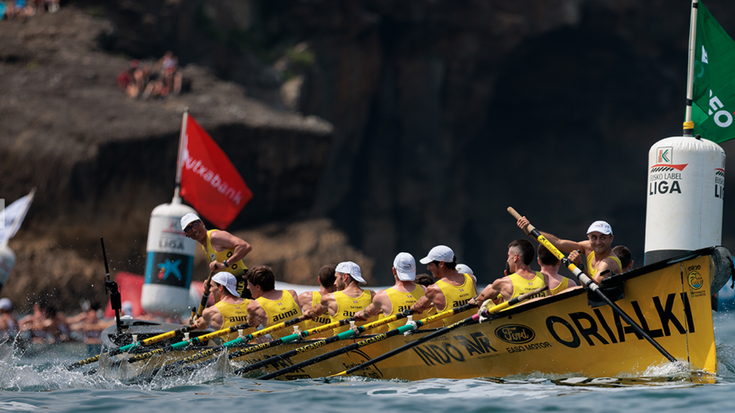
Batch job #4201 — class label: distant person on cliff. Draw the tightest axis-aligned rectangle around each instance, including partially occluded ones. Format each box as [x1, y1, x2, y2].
[612, 245, 634, 272]
[536, 244, 577, 295]
[517, 216, 621, 283]
[355, 252, 428, 332]
[192, 272, 250, 341]
[304, 261, 376, 335]
[469, 239, 546, 307]
[410, 245, 477, 326]
[181, 212, 253, 299]
[245, 266, 304, 340]
[298, 264, 337, 337]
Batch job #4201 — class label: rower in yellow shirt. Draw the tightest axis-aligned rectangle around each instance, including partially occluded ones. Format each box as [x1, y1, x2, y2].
[246, 266, 305, 339]
[192, 272, 251, 341]
[355, 252, 427, 331]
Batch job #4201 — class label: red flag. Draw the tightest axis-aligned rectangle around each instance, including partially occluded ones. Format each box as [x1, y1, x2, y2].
[180, 116, 252, 228]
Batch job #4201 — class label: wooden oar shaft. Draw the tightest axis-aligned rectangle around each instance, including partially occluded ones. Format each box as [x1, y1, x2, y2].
[507, 207, 677, 363]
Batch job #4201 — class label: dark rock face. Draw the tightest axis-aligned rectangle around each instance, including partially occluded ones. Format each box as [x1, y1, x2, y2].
[3, 0, 735, 310]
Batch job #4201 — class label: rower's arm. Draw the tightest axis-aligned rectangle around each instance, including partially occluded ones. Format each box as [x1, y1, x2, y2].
[246, 300, 267, 328]
[209, 231, 252, 272]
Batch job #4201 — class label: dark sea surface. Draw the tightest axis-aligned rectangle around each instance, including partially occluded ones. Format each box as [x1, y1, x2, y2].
[1, 311, 734, 413]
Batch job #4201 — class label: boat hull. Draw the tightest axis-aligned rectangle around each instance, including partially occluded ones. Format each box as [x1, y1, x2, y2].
[104, 247, 731, 381]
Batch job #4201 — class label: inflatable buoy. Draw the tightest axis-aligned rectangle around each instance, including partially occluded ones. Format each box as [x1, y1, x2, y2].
[0, 244, 15, 294]
[140, 197, 197, 317]
[644, 136, 725, 264]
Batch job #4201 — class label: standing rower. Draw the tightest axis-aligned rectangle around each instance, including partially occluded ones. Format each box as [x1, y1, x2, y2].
[517, 216, 621, 283]
[181, 212, 253, 298]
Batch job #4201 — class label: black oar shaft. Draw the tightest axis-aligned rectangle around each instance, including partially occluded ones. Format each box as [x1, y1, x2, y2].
[508, 207, 677, 363]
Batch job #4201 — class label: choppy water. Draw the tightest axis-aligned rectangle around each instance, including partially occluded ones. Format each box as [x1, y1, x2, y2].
[1, 311, 734, 413]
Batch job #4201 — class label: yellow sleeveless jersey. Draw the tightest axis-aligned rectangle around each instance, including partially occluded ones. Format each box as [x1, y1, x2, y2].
[215, 299, 251, 341]
[331, 290, 374, 334]
[549, 277, 571, 295]
[255, 291, 304, 339]
[203, 229, 248, 297]
[509, 271, 548, 301]
[302, 291, 333, 338]
[379, 285, 426, 331]
[435, 273, 477, 326]
[586, 252, 623, 277]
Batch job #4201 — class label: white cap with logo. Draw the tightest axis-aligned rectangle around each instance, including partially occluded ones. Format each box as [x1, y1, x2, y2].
[335, 261, 365, 283]
[393, 252, 416, 281]
[587, 220, 613, 236]
[212, 272, 240, 297]
[180, 213, 201, 231]
[419, 245, 455, 265]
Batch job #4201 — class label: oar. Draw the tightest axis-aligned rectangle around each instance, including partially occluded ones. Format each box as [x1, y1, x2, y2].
[129, 317, 360, 383]
[257, 302, 478, 380]
[66, 320, 197, 370]
[102, 315, 304, 371]
[189, 270, 214, 324]
[233, 309, 420, 376]
[331, 285, 548, 377]
[508, 206, 677, 363]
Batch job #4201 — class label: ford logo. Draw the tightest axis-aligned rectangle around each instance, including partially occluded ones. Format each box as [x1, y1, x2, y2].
[494, 324, 536, 344]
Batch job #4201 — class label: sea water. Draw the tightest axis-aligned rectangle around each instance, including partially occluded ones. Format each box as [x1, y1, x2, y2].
[1, 311, 734, 413]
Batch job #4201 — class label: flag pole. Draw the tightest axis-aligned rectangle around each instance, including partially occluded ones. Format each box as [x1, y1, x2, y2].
[684, 0, 700, 137]
[173, 107, 189, 204]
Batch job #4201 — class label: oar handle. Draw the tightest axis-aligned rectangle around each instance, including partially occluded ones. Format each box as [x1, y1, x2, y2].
[507, 206, 536, 235]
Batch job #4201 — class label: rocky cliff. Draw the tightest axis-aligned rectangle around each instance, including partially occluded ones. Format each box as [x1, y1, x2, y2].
[3, 0, 735, 312]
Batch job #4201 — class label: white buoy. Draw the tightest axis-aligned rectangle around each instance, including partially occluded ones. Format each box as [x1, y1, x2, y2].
[0, 243, 16, 294]
[644, 136, 726, 264]
[140, 196, 197, 317]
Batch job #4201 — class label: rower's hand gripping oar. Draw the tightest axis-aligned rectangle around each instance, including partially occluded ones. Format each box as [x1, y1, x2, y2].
[507, 206, 677, 363]
[257, 302, 479, 380]
[330, 285, 547, 378]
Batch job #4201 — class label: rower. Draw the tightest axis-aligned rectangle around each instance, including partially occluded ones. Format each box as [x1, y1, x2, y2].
[410, 245, 478, 326]
[305, 261, 376, 334]
[354, 252, 427, 332]
[246, 266, 305, 339]
[470, 239, 547, 307]
[613, 245, 634, 272]
[298, 264, 337, 338]
[517, 216, 622, 283]
[537, 244, 577, 295]
[192, 272, 251, 341]
[181, 212, 253, 299]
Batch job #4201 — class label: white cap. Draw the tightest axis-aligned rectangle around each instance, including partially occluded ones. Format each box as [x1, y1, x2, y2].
[122, 301, 134, 315]
[180, 213, 201, 231]
[212, 272, 240, 297]
[587, 220, 613, 236]
[0, 298, 11, 311]
[419, 245, 455, 265]
[456, 263, 474, 275]
[393, 252, 416, 281]
[335, 261, 365, 283]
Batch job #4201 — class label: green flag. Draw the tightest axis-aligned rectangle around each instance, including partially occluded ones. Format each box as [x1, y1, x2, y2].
[692, 1, 735, 143]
